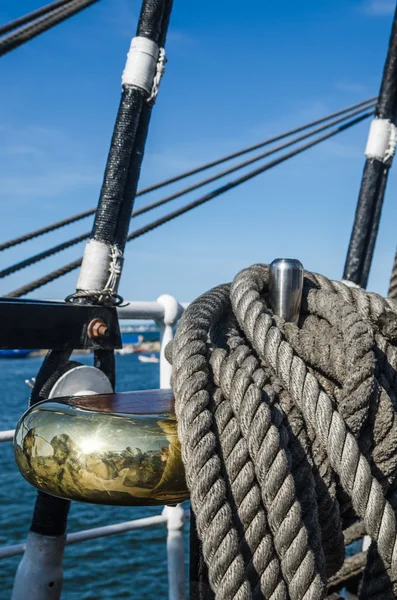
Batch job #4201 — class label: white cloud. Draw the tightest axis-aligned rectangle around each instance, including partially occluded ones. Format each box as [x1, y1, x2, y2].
[166, 29, 196, 46]
[0, 169, 99, 201]
[0, 123, 101, 203]
[320, 139, 364, 159]
[99, 0, 193, 46]
[249, 100, 332, 140]
[97, 0, 137, 37]
[361, 0, 396, 16]
[335, 81, 368, 94]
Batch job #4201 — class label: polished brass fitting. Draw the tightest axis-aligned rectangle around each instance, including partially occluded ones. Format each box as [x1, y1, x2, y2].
[14, 389, 188, 506]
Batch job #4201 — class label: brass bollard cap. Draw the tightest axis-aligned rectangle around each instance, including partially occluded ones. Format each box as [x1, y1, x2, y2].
[14, 389, 189, 506]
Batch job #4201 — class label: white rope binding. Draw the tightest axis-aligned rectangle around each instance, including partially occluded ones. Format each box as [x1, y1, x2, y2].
[102, 245, 123, 295]
[365, 118, 397, 162]
[77, 239, 111, 291]
[122, 36, 159, 94]
[147, 47, 167, 103]
[75, 239, 124, 304]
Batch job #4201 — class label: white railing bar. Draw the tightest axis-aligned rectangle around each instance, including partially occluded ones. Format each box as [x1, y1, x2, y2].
[0, 511, 190, 559]
[66, 514, 168, 545]
[117, 300, 186, 321]
[45, 299, 187, 321]
[0, 429, 14, 442]
[0, 514, 167, 559]
[117, 301, 166, 320]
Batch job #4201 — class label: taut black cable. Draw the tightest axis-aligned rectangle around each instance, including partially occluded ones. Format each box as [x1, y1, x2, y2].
[0, 103, 375, 281]
[0, 97, 376, 252]
[0, 0, 100, 58]
[0, 0, 75, 36]
[5, 110, 372, 298]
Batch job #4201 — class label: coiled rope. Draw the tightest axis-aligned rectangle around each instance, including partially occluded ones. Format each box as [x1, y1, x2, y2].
[170, 264, 397, 599]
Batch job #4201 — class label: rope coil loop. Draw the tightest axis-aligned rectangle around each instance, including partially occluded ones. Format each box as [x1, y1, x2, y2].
[170, 264, 397, 599]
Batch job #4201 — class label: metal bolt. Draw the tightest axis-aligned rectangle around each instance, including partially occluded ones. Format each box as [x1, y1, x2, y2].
[87, 318, 109, 339]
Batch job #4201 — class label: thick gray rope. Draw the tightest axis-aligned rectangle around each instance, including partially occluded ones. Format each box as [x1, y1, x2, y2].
[171, 264, 397, 599]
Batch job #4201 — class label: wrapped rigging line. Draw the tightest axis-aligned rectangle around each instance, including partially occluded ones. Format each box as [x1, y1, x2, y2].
[70, 0, 171, 306]
[344, 4, 397, 289]
[169, 263, 397, 599]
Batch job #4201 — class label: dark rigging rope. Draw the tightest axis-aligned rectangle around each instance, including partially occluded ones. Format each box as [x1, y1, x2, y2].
[127, 97, 376, 196]
[66, 0, 173, 306]
[0, 104, 375, 281]
[0, 97, 376, 252]
[0, 0, 100, 58]
[4, 110, 372, 298]
[343, 4, 397, 288]
[0, 0, 75, 36]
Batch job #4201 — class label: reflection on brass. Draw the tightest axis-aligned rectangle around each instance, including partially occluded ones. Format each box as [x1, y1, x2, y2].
[14, 389, 188, 506]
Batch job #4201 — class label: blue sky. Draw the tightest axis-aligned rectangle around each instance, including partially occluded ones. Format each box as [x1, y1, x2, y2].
[1, 0, 397, 304]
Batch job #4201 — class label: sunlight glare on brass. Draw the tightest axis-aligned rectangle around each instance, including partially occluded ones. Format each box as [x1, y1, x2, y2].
[14, 389, 188, 506]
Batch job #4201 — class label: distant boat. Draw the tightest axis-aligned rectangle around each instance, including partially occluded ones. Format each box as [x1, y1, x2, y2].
[115, 345, 136, 355]
[137, 354, 159, 364]
[120, 333, 144, 345]
[0, 349, 32, 358]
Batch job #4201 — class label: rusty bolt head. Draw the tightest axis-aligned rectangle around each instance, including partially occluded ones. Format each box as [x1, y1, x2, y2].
[87, 318, 109, 339]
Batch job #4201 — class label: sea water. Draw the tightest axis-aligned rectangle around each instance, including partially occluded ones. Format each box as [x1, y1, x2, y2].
[0, 354, 189, 599]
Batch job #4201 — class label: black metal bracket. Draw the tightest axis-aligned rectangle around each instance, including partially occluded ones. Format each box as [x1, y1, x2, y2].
[0, 298, 122, 350]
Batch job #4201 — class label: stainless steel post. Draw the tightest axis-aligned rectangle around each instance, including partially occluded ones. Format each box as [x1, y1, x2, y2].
[268, 258, 304, 323]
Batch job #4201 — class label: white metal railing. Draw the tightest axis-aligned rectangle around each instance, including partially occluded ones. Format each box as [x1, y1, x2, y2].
[0, 429, 14, 442]
[0, 509, 189, 560]
[1, 296, 187, 600]
[118, 295, 185, 388]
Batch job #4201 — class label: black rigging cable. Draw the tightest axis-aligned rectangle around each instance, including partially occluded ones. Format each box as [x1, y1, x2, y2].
[126, 97, 377, 195]
[0, 97, 376, 252]
[5, 110, 372, 298]
[0, 0, 75, 36]
[68, 0, 173, 308]
[343, 5, 397, 288]
[0, 0, 100, 58]
[0, 103, 375, 281]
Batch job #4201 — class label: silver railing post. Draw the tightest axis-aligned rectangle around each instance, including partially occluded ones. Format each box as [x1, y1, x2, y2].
[162, 505, 186, 600]
[156, 295, 184, 390]
[156, 294, 186, 599]
[11, 532, 65, 600]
